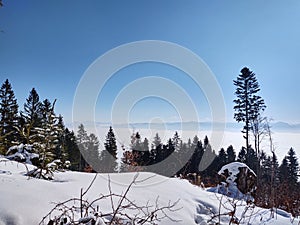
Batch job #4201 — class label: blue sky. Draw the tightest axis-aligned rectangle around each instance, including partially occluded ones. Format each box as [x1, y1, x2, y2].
[0, 1, 300, 124]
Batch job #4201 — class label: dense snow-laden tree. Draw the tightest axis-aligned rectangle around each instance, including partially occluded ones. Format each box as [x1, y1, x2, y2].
[28, 100, 63, 179]
[0, 79, 19, 154]
[233, 67, 266, 149]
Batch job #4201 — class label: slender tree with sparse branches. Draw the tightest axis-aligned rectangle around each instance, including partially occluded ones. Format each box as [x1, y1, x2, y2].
[233, 67, 266, 150]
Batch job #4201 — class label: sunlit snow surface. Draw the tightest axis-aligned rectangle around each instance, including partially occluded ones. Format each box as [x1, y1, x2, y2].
[0, 158, 299, 225]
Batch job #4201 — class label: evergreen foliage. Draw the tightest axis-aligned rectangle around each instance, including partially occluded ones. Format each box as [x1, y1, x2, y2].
[0, 79, 299, 216]
[76, 124, 90, 171]
[0, 79, 19, 154]
[233, 67, 266, 149]
[286, 148, 299, 185]
[20, 88, 42, 144]
[226, 145, 236, 163]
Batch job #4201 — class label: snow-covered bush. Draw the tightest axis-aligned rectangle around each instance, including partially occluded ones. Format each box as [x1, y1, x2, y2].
[6, 144, 39, 164]
[27, 159, 71, 180]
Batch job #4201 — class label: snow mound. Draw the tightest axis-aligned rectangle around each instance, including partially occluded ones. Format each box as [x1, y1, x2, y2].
[219, 162, 256, 178]
[209, 162, 256, 201]
[0, 160, 298, 225]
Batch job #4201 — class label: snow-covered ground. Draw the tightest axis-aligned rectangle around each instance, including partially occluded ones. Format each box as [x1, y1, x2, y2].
[0, 158, 299, 225]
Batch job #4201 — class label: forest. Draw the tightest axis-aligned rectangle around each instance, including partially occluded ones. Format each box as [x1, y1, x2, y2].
[0, 67, 299, 218]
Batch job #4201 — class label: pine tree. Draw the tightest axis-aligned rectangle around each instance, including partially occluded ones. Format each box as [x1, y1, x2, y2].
[199, 137, 216, 171]
[245, 147, 259, 173]
[176, 139, 204, 176]
[152, 133, 161, 149]
[204, 148, 227, 177]
[76, 124, 89, 171]
[142, 138, 149, 152]
[226, 145, 236, 163]
[104, 126, 117, 157]
[233, 67, 266, 149]
[64, 128, 81, 171]
[204, 135, 209, 147]
[237, 147, 247, 163]
[279, 156, 289, 183]
[192, 135, 199, 147]
[131, 132, 142, 151]
[20, 88, 42, 144]
[140, 137, 151, 165]
[218, 148, 227, 167]
[100, 126, 118, 172]
[0, 79, 19, 154]
[76, 125, 102, 172]
[28, 100, 60, 179]
[86, 133, 100, 172]
[286, 148, 299, 185]
[55, 114, 69, 164]
[172, 131, 180, 152]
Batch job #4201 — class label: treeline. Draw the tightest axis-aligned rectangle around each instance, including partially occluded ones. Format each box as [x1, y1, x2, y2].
[1, 78, 299, 216]
[115, 129, 300, 216]
[0, 79, 84, 171]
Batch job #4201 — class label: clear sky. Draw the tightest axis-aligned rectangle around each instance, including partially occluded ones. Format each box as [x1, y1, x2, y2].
[0, 1, 300, 124]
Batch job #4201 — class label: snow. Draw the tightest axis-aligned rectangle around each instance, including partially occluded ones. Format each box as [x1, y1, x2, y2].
[6, 144, 38, 164]
[0, 159, 299, 225]
[218, 162, 256, 177]
[208, 162, 256, 201]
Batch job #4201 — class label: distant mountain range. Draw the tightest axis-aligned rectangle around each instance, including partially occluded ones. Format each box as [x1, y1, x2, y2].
[68, 121, 300, 132]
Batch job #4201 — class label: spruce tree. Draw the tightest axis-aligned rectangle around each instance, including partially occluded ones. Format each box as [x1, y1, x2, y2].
[104, 126, 117, 158]
[142, 137, 149, 152]
[192, 135, 199, 147]
[199, 136, 216, 171]
[86, 133, 100, 172]
[218, 148, 227, 167]
[226, 145, 236, 163]
[100, 126, 118, 172]
[279, 156, 289, 183]
[0, 79, 19, 154]
[286, 148, 299, 185]
[29, 100, 60, 179]
[21, 88, 42, 144]
[245, 147, 259, 173]
[172, 131, 180, 152]
[233, 67, 266, 149]
[152, 133, 161, 149]
[76, 124, 89, 171]
[64, 128, 81, 171]
[237, 147, 247, 163]
[55, 114, 69, 164]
